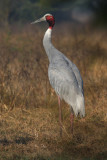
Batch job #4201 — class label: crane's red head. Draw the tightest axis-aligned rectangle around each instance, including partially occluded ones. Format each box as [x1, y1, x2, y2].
[45, 14, 55, 29]
[31, 13, 55, 29]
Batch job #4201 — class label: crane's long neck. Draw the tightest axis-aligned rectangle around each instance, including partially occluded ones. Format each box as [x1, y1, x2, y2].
[43, 28, 53, 62]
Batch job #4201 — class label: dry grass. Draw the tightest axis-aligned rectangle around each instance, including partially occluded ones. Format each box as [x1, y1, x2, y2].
[0, 24, 107, 160]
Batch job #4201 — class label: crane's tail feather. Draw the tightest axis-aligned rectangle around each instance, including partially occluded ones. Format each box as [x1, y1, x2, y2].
[73, 94, 85, 117]
[65, 92, 85, 117]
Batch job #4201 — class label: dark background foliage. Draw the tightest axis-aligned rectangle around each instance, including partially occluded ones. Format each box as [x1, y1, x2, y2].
[0, 0, 107, 26]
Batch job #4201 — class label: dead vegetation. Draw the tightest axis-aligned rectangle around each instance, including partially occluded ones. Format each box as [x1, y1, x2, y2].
[0, 24, 107, 160]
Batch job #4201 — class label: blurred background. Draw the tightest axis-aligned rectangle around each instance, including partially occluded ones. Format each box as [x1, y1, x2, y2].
[0, 0, 107, 26]
[0, 0, 107, 160]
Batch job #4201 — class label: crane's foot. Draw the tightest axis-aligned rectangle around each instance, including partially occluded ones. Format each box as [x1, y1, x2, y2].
[59, 127, 62, 137]
[70, 113, 74, 134]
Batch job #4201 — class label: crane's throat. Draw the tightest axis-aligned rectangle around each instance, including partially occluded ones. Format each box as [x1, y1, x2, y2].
[47, 19, 55, 29]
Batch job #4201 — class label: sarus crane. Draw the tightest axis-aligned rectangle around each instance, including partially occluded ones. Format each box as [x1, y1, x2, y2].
[31, 14, 85, 136]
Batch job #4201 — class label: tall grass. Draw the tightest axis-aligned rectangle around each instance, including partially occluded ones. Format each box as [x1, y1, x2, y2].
[0, 24, 107, 160]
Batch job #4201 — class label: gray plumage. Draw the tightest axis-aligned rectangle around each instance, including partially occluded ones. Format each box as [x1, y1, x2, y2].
[43, 28, 85, 117]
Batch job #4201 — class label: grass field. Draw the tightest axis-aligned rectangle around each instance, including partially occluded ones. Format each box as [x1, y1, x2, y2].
[0, 24, 107, 160]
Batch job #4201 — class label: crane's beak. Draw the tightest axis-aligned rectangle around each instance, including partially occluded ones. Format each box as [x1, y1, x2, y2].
[31, 17, 45, 24]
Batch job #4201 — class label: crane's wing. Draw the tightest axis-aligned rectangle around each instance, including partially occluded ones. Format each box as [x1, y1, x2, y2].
[63, 56, 84, 94]
[48, 63, 85, 117]
[49, 47, 84, 94]
[48, 64, 78, 97]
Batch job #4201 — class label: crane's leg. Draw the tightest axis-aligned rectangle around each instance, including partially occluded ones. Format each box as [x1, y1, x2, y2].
[70, 108, 74, 134]
[58, 96, 62, 137]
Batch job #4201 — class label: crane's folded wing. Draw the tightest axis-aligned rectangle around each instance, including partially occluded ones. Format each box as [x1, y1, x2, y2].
[48, 66, 85, 116]
[48, 66, 80, 99]
[63, 56, 84, 94]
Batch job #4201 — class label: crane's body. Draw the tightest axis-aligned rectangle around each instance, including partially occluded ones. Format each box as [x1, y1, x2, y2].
[31, 14, 85, 136]
[43, 28, 85, 117]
